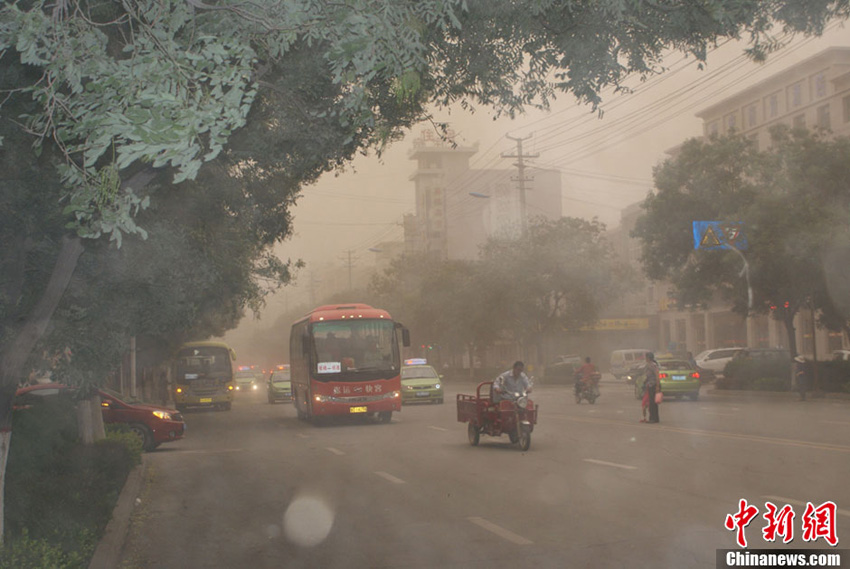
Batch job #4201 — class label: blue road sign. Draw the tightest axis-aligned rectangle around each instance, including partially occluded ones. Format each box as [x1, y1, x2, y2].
[693, 221, 748, 251]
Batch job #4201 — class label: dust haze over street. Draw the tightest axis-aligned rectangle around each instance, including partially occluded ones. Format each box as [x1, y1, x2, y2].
[118, 378, 850, 569]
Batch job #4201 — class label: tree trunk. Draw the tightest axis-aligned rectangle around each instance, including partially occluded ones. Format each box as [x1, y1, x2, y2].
[0, 428, 10, 545]
[783, 311, 798, 389]
[0, 234, 85, 544]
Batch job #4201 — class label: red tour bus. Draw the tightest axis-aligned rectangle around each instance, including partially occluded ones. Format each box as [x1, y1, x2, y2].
[290, 304, 410, 424]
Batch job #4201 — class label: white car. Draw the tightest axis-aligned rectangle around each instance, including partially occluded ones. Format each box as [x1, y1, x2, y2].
[694, 348, 745, 378]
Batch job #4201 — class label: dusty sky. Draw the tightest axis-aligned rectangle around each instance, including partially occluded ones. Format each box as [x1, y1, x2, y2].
[225, 22, 850, 354]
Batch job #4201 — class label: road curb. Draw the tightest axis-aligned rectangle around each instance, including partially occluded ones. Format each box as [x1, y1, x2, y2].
[707, 388, 850, 401]
[88, 455, 148, 569]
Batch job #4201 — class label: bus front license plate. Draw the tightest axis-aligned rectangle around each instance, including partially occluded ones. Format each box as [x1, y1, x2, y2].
[200, 398, 212, 403]
[350, 406, 368, 413]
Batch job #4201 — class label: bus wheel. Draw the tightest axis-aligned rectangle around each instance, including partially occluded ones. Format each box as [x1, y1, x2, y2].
[378, 411, 392, 424]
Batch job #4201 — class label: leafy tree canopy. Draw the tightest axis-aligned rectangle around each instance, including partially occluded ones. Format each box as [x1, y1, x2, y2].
[1, 0, 848, 242]
[633, 127, 850, 355]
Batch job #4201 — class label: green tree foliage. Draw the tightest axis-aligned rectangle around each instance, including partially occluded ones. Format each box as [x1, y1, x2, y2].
[633, 127, 850, 356]
[369, 217, 624, 366]
[480, 216, 626, 362]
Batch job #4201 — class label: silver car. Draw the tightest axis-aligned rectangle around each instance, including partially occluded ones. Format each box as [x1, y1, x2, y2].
[694, 347, 745, 378]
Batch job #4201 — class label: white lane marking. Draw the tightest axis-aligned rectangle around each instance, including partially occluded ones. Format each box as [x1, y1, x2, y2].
[821, 420, 850, 426]
[374, 471, 406, 484]
[468, 517, 533, 545]
[297, 433, 309, 439]
[583, 458, 638, 471]
[178, 449, 243, 454]
[616, 410, 624, 414]
[428, 426, 448, 432]
[326, 447, 345, 456]
[762, 496, 850, 518]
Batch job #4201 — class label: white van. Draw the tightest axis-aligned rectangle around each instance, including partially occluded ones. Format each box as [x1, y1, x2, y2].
[610, 349, 649, 383]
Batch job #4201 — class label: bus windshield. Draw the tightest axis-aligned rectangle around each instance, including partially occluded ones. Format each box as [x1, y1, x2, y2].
[312, 320, 398, 380]
[176, 346, 232, 379]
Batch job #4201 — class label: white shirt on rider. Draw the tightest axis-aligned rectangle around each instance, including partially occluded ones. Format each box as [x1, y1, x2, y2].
[493, 369, 532, 402]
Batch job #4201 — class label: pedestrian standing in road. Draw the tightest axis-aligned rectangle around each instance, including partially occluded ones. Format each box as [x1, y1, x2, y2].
[644, 352, 661, 423]
[795, 355, 809, 401]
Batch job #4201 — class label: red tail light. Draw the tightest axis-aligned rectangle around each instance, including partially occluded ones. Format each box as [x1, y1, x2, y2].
[692, 372, 700, 379]
[659, 373, 668, 379]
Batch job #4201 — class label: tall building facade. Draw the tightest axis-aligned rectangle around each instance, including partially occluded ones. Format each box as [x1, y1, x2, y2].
[406, 131, 562, 260]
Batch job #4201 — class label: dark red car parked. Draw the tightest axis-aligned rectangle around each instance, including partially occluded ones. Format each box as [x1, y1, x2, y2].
[14, 383, 185, 451]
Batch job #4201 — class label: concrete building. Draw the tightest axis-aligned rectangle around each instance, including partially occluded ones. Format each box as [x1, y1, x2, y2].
[405, 131, 562, 260]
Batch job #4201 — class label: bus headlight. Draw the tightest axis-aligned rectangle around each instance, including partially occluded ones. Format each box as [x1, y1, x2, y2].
[314, 394, 328, 403]
[392, 391, 400, 398]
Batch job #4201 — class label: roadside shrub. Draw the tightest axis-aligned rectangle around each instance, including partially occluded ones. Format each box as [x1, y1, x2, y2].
[814, 360, 850, 392]
[104, 423, 144, 465]
[6, 402, 136, 562]
[720, 358, 791, 390]
[752, 377, 790, 391]
[0, 529, 93, 569]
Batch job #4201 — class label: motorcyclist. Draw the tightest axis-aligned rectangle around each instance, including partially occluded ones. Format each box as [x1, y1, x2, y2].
[574, 356, 599, 398]
[493, 361, 532, 403]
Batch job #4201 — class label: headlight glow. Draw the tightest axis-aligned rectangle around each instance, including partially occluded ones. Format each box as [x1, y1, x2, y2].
[435, 383, 441, 389]
[404, 385, 413, 390]
[314, 394, 327, 403]
[152, 410, 172, 420]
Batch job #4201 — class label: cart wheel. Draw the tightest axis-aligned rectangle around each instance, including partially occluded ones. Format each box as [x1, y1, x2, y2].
[518, 428, 531, 451]
[589, 394, 596, 404]
[468, 423, 480, 446]
[575, 394, 581, 404]
[508, 430, 518, 444]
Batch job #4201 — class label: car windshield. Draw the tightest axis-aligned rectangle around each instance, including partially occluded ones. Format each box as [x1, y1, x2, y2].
[271, 371, 291, 383]
[99, 386, 141, 405]
[658, 360, 691, 370]
[402, 367, 438, 380]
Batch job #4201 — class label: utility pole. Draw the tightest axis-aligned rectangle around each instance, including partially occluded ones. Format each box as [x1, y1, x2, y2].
[502, 134, 538, 236]
[340, 250, 358, 290]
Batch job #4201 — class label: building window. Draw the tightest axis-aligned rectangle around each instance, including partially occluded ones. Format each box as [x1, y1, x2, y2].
[725, 112, 738, 132]
[765, 92, 779, 119]
[813, 71, 828, 98]
[816, 104, 831, 130]
[745, 103, 758, 128]
[749, 133, 760, 151]
[792, 113, 806, 129]
[787, 81, 803, 110]
[707, 120, 720, 137]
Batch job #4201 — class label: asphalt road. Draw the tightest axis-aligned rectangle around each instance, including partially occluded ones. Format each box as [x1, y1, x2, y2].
[114, 377, 850, 569]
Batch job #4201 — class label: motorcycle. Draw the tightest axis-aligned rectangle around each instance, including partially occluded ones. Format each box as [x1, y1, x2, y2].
[457, 382, 538, 451]
[574, 371, 601, 404]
